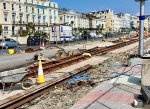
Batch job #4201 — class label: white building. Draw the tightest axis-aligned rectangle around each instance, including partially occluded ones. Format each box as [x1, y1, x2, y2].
[117, 13, 131, 29]
[78, 13, 89, 29]
[131, 16, 138, 29]
[90, 9, 114, 32]
[58, 9, 89, 29]
[59, 9, 79, 28]
[0, 0, 58, 38]
[111, 14, 121, 32]
[90, 10, 131, 32]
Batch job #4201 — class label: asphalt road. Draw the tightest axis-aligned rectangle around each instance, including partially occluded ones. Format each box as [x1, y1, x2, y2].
[0, 48, 60, 72]
[0, 43, 80, 72]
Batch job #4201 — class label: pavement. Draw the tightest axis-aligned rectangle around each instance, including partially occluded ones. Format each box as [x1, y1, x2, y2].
[69, 37, 150, 109]
[70, 65, 142, 109]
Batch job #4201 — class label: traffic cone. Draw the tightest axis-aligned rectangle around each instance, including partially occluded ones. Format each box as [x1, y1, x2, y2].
[40, 42, 45, 50]
[37, 56, 45, 83]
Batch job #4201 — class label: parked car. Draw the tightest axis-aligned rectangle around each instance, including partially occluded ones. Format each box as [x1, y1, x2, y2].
[27, 34, 48, 46]
[81, 31, 92, 40]
[72, 34, 83, 41]
[105, 32, 113, 38]
[0, 38, 20, 49]
[95, 34, 104, 39]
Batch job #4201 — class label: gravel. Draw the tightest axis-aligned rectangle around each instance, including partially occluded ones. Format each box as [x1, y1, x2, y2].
[20, 38, 150, 109]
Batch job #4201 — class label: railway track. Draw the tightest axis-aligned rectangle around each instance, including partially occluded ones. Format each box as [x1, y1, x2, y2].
[0, 35, 148, 108]
[0, 65, 92, 109]
[26, 36, 139, 78]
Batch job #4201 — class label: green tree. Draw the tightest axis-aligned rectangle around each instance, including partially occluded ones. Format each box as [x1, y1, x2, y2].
[26, 22, 35, 34]
[70, 21, 74, 35]
[97, 24, 104, 34]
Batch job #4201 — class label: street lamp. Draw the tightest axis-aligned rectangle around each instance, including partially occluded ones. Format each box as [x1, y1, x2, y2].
[135, 0, 148, 57]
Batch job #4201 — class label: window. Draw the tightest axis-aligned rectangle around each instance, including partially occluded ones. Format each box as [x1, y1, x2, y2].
[19, 5, 21, 11]
[43, 9, 44, 14]
[12, 14, 15, 23]
[32, 16, 35, 23]
[20, 27, 23, 31]
[12, 26, 15, 35]
[54, 11, 56, 15]
[32, 7, 34, 13]
[26, 6, 28, 12]
[5, 38, 10, 41]
[54, 4, 55, 8]
[49, 3, 51, 7]
[3, 3, 6, 9]
[38, 9, 39, 14]
[26, 15, 29, 22]
[19, 0, 20, 2]
[19, 14, 23, 23]
[32, 0, 33, 3]
[4, 13, 8, 21]
[4, 26, 8, 33]
[60, 17, 62, 21]
[12, 4, 14, 10]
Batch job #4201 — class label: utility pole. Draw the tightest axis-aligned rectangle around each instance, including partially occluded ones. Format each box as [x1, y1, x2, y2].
[1, 29, 3, 54]
[135, 0, 148, 57]
[55, 26, 57, 45]
[148, 17, 150, 33]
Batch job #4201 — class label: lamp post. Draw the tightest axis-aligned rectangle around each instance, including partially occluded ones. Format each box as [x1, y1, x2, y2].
[135, 0, 148, 57]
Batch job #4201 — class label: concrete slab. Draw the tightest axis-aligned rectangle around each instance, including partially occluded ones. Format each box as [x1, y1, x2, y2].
[141, 63, 150, 86]
[110, 75, 141, 85]
[70, 66, 142, 109]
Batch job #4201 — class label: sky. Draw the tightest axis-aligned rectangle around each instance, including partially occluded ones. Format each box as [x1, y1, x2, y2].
[53, 0, 150, 15]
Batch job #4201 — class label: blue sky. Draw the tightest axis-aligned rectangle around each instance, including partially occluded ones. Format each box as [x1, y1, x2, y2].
[53, 0, 150, 15]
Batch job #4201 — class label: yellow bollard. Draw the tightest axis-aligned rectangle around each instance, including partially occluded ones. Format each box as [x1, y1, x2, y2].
[8, 49, 14, 55]
[82, 52, 92, 57]
[37, 56, 45, 83]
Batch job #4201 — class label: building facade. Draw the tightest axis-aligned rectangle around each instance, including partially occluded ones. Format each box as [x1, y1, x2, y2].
[0, 0, 58, 38]
[78, 13, 89, 29]
[59, 9, 79, 28]
[58, 9, 90, 30]
[90, 10, 131, 32]
[90, 10, 114, 32]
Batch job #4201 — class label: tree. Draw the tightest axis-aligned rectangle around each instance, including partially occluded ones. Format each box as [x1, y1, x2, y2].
[97, 24, 104, 34]
[26, 22, 35, 34]
[131, 26, 138, 31]
[70, 21, 74, 26]
[70, 21, 74, 35]
[78, 27, 84, 33]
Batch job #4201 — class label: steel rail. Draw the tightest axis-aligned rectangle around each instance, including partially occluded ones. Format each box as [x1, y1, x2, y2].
[0, 65, 92, 109]
[26, 37, 142, 78]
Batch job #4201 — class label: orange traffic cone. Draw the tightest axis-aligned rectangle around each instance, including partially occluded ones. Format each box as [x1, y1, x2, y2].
[40, 42, 45, 50]
[37, 56, 45, 83]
